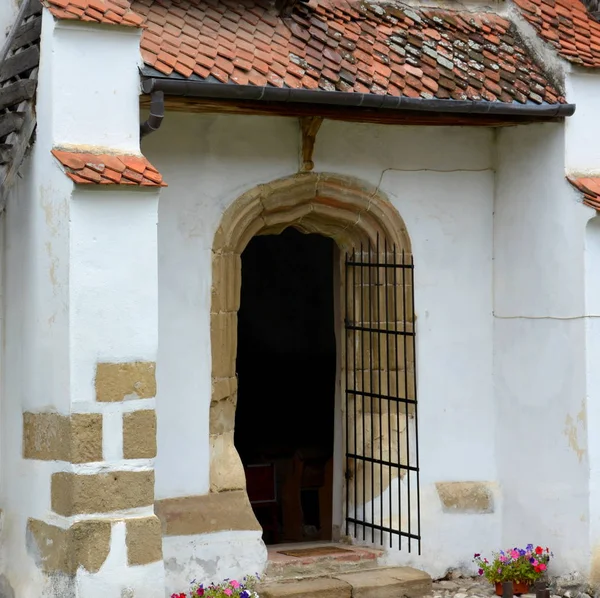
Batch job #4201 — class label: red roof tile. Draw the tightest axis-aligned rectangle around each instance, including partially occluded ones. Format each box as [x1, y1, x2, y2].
[568, 176, 600, 209]
[43, 0, 144, 26]
[51, 149, 166, 186]
[131, 0, 565, 105]
[514, 0, 600, 67]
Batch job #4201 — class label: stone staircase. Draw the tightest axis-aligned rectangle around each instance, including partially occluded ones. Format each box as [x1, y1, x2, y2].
[257, 543, 432, 598]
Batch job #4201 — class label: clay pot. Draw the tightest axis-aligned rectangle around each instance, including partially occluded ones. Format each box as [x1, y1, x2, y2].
[494, 582, 532, 596]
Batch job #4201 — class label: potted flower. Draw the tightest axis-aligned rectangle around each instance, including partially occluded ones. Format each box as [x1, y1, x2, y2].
[171, 575, 260, 598]
[473, 545, 552, 596]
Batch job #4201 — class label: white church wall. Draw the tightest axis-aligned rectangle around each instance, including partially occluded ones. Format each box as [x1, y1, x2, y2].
[142, 113, 498, 587]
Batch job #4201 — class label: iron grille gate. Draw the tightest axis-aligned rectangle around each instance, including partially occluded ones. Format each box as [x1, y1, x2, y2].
[344, 237, 421, 553]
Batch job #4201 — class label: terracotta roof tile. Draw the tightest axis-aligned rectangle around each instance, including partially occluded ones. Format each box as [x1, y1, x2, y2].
[132, 0, 565, 105]
[568, 176, 600, 209]
[51, 149, 166, 187]
[514, 0, 600, 66]
[43, 0, 144, 26]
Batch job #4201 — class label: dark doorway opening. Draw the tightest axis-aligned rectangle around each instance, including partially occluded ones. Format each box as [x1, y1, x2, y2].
[235, 228, 336, 545]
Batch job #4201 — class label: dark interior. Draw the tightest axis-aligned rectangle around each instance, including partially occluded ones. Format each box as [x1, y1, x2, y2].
[234, 228, 336, 544]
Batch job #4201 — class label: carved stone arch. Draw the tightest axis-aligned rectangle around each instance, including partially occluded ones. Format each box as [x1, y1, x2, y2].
[209, 172, 413, 532]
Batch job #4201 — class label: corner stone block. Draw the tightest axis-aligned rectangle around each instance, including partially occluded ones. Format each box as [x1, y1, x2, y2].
[95, 362, 156, 403]
[123, 410, 157, 459]
[435, 481, 494, 514]
[51, 471, 155, 516]
[155, 490, 261, 536]
[23, 412, 103, 463]
[27, 518, 111, 575]
[126, 516, 163, 566]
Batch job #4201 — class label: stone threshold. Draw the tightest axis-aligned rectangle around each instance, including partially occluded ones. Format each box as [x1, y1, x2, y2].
[257, 566, 432, 598]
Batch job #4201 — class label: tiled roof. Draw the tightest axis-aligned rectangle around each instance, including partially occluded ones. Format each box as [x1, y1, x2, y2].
[43, 0, 144, 26]
[513, 0, 600, 67]
[568, 176, 600, 210]
[133, 0, 565, 105]
[51, 149, 167, 186]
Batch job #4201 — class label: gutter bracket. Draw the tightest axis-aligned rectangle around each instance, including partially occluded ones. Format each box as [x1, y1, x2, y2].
[140, 90, 164, 139]
[299, 116, 323, 172]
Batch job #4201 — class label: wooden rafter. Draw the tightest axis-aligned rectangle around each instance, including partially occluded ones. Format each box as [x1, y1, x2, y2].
[0, 0, 42, 209]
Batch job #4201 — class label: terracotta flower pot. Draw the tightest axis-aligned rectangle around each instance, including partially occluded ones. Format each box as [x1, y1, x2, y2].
[495, 582, 532, 596]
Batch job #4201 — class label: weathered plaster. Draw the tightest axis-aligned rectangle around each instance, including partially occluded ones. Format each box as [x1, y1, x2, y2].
[27, 518, 111, 574]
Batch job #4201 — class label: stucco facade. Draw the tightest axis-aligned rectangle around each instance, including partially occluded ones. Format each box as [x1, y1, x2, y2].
[0, 0, 600, 596]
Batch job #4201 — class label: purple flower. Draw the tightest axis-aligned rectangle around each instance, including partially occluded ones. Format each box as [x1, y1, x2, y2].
[526, 544, 534, 551]
[519, 549, 526, 556]
[241, 592, 250, 598]
[478, 569, 484, 576]
[474, 553, 481, 558]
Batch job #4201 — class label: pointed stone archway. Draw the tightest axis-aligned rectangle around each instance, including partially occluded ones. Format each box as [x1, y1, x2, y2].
[209, 172, 414, 536]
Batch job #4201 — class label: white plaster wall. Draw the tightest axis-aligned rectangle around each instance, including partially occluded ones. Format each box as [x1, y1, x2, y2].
[69, 189, 160, 405]
[565, 71, 600, 175]
[584, 216, 600, 584]
[50, 20, 142, 152]
[495, 124, 593, 577]
[77, 522, 165, 598]
[142, 114, 497, 585]
[0, 12, 157, 598]
[0, 0, 17, 40]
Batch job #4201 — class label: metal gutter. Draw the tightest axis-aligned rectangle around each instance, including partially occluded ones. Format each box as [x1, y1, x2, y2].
[141, 77, 576, 118]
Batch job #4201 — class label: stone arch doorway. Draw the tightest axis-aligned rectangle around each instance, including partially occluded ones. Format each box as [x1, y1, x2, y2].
[209, 172, 416, 547]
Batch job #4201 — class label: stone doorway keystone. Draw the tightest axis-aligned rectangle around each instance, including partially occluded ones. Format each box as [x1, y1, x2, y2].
[210, 173, 418, 550]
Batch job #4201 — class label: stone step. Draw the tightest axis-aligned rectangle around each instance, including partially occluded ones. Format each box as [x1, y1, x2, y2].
[257, 566, 432, 598]
[266, 544, 384, 580]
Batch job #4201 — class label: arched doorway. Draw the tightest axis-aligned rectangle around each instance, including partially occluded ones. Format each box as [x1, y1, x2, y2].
[209, 173, 419, 551]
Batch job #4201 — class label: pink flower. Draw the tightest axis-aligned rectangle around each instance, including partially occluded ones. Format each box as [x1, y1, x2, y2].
[224, 590, 232, 596]
[499, 556, 507, 563]
[532, 560, 539, 567]
[511, 550, 519, 559]
[230, 581, 240, 589]
[478, 569, 484, 576]
[539, 564, 547, 571]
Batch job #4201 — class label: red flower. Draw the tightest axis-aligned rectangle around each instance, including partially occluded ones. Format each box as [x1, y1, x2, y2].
[534, 565, 541, 573]
[535, 546, 543, 555]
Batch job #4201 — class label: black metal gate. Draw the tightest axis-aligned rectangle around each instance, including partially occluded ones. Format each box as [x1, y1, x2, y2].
[344, 237, 420, 553]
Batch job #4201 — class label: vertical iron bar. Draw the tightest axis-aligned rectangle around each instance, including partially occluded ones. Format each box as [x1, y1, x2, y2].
[345, 251, 350, 538]
[393, 244, 401, 550]
[402, 249, 412, 552]
[367, 238, 375, 544]
[385, 237, 393, 548]
[360, 243, 366, 541]
[376, 234, 384, 546]
[352, 248, 358, 538]
[410, 253, 421, 554]
[363, 239, 375, 542]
